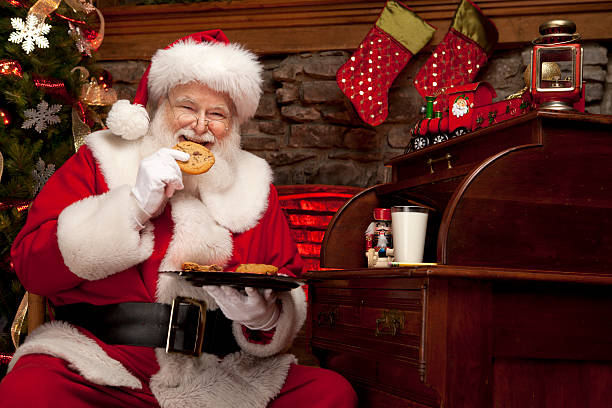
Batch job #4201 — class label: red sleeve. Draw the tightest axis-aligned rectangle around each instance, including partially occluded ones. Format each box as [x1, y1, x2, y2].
[10, 145, 105, 296]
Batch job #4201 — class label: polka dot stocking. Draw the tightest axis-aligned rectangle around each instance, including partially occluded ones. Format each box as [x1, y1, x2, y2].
[336, 1, 434, 126]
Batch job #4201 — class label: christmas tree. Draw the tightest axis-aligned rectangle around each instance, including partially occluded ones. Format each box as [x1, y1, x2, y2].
[0, 0, 111, 356]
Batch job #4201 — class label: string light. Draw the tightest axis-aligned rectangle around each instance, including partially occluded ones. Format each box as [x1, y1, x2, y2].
[0, 109, 10, 125]
[16, 204, 30, 212]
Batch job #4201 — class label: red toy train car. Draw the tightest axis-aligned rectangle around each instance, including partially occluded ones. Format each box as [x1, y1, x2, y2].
[409, 82, 533, 151]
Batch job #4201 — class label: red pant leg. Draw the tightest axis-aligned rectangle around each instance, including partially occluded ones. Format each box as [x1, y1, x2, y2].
[270, 363, 358, 408]
[0, 354, 160, 408]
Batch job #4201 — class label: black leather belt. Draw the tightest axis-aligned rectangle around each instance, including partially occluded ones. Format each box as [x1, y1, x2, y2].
[54, 297, 239, 357]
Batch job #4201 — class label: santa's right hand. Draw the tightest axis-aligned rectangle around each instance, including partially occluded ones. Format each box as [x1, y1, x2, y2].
[131, 148, 189, 220]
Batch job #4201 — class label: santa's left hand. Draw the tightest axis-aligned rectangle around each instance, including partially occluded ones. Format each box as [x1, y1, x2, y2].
[203, 286, 280, 331]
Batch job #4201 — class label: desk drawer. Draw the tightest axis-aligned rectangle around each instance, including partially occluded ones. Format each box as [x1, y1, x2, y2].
[310, 285, 425, 367]
[308, 279, 440, 406]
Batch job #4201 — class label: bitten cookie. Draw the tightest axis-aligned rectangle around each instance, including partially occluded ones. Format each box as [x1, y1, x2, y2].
[172, 141, 215, 175]
[235, 264, 279, 275]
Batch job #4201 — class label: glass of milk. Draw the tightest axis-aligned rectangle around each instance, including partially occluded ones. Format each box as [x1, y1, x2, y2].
[391, 206, 429, 263]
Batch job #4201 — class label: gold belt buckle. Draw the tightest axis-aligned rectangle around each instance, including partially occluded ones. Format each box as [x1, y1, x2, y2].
[166, 296, 207, 357]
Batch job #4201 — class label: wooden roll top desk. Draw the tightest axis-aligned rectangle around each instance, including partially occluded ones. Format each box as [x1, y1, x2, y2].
[304, 111, 612, 407]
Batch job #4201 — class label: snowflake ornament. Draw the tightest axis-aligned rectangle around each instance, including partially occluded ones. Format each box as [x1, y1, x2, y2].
[9, 15, 51, 54]
[68, 23, 92, 57]
[76, 0, 96, 14]
[22, 100, 61, 133]
[31, 158, 55, 196]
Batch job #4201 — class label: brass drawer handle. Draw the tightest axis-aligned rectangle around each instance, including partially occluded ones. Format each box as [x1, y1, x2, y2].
[427, 153, 453, 174]
[375, 309, 405, 337]
[317, 307, 337, 328]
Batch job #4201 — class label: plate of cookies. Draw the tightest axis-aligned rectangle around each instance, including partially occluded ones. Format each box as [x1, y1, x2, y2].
[170, 262, 304, 292]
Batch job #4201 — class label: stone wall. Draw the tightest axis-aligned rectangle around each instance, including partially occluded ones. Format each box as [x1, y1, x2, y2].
[101, 42, 611, 188]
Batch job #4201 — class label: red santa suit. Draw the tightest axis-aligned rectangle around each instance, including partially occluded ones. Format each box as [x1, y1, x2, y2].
[1, 128, 340, 407]
[1, 28, 357, 408]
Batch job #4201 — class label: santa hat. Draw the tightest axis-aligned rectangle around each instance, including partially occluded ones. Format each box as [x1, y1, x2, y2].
[106, 29, 263, 140]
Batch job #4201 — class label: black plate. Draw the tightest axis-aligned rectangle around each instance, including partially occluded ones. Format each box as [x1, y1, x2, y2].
[168, 271, 304, 292]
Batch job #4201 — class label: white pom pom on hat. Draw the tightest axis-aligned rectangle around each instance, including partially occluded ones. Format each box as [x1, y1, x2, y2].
[105, 100, 149, 140]
[106, 29, 263, 140]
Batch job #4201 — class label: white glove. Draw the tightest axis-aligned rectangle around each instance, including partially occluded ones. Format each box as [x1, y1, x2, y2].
[131, 148, 189, 225]
[203, 286, 280, 331]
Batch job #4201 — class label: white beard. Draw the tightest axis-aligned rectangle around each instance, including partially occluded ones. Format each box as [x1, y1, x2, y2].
[452, 103, 468, 118]
[140, 104, 242, 199]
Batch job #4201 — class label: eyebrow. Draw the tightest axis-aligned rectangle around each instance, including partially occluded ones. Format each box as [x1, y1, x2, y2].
[172, 96, 230, 115]
[173, 96, 196, 105]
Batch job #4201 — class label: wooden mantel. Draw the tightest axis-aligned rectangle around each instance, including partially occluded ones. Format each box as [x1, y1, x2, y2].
[97, 0, 612, 61]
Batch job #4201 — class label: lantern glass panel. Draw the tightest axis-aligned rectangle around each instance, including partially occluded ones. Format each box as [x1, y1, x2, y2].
[536, 47, 576, 92]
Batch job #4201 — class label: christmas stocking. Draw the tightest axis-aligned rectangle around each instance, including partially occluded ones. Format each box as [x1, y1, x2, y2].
[414, 0, 498, 112]
[336, 1, 435, 126]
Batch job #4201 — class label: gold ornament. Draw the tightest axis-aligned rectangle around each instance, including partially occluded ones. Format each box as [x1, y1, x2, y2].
[80, 77, 118, 106]
[72, 66, 117, 106]
[29, 0, 95, 22]
[27, 0, 62, 24]
[10, 293, 28, 348]
[541, 61, 562, 81]
[71, 105, 90, 151]
[71, 66, 118, 107]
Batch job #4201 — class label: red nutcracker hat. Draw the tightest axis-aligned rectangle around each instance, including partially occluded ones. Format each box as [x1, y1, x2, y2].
[106, 29, 263, 140]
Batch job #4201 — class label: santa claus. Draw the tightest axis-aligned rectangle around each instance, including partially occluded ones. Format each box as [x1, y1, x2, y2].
[451, 94, 470, 118]
[0, 30, 357, 407]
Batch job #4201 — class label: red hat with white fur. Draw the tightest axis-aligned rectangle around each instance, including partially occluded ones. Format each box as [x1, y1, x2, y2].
[106, 29, 263, 140]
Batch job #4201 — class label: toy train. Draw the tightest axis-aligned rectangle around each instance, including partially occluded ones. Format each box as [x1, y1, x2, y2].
[408, 82, 533, 151]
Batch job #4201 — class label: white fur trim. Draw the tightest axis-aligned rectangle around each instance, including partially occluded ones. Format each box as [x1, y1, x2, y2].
[156, 272, 218, 307]
[106, 99, 150, 140]
[8, 321, 141, 389]
[153, 274, 301, 408]
[85, 131, 271, 234]
[148, 39, 263, 124]
[201, 150, 272, 233]
[57, 185, 154, 280]
[159, 193, 233, 272]
[233, 286, 307, 358]
[85, 129, 141, 188]
[150, 349, 296, 408]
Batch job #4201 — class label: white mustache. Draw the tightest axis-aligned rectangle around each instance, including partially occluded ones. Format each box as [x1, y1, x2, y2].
[176, 128, 215, 144]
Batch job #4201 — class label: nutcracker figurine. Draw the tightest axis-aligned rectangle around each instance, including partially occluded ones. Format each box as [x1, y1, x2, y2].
[365, 208, 394, 267]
